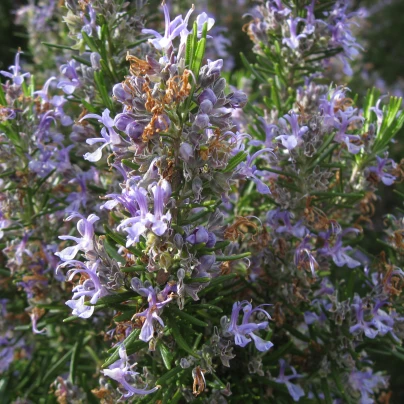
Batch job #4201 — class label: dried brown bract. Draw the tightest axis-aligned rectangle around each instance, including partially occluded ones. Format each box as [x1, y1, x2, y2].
[224, 216, 259, 241]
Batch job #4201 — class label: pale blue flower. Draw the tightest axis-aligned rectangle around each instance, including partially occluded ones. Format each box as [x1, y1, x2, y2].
[0, 51, 30, 86]
[103, 345, 159, 399]
[227, 301, 273, 352]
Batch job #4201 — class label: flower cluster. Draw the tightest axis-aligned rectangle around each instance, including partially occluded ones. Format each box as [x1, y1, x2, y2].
[245, 0, 362, 75]
[1, 0, 404, 402]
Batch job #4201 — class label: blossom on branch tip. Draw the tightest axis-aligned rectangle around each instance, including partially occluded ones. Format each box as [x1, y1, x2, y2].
[57, 60, 80, 95]
[275, 359, 305, 402]
[282, 18, 306, 50]
[131, 281, 172, 342]
[59, 260, 108, 319]
[117, 181, 172, 246]
[80, 109, 121, 162]
[276, 112, 308, 151]
[226, 301, 273, 352]
[103, 345, 159, 399]
[0, 51, 30, 86]
[237, 148, 274, 194]
[142, 2, 185, 51]
[56, 213, 99, 261]
[366, 156, 396, 186]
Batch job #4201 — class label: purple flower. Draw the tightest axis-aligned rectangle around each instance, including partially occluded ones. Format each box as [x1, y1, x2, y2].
[275, 359, 305, 402]
[113, 82, 133, 103]
[142, 2, 186, 51]
[276, 112, 309, 151]
[117, 187, 150, 244]
[193, 113, 209, 128]
[0, 214, 11, 240]
[313, 278, 335, 297]
[80, 109, 122, 162]
[131, 282, 172, 342]
[0, 106, 16, 121]
[177, 6, 195, 57]
[237, 148, 274, 194]
[114, 113, 143, 139]
[327, 3, 362, 75]
[195, 12, 215, 36]
[319, 87, 355, 128]
[282, 18, 306, 50]
[270, 0, 291, 17]
[0, 334, 27, 373]
[103, 345, 159, 399]
[149, 180, 172, 236]
[318, 228, 361, 268]
[350, 296, 396, 339]
[28, 308, 46, 334]
[28, 143, 73, 177]
[198, 88, 218, 105]
[179, 142, 194, 162]
[370, 96, 387, 128]
[0, 50, 30, 86]
[51, 95, 73, 126]
[267, 209, 307, 238]
[59, 260, 109, 319]
[34, 110, 57, 141]
[33, 76, 56, 100]
[227, 301, 273, 352]
[206, 59, 223, 76]
[114, 113, 135, 131]
[17, 273, 48, 300]
[57, 60, 80, 95]
[349, 368, 388, 404]
[367, 156, 396, 186]
[303, 0, 326, 35]
[56, 213, 99, 261]
[14, 232, 33, 266]
[304, 309, 326, 326]
[250, 116, 278, 148]
[294, 237, 318, 276]
[65, 168, 97, 212]
[228, 91, 248, 108]
[333, 110, 364, 154]
[118, 181, 172, 246]
[81, 4, 97, 37]
[186, 226, 216, 247]
[101, 183, 143, 216]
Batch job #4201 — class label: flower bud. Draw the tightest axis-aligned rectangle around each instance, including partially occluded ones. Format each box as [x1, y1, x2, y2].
[228, 91, 247, 108]
[155, 114, 170, 131]
[174, 233, 184, 249]
[127, 121, 144, 140]
[192, 176, 203, 201]
[198, 89, 217, 106]
[206, 232, 216, 248]
[90, 52, 101, 70]
[207, 59, 223, 75]
[113, 83, 131, 102]
[194, 113, 209, 129]
[186, 227, 209, 244]
[180, 142, 194, 162]
[213, 78, 226, 95]
[200, 99, 213, 114]
[114, 113, 134, 131]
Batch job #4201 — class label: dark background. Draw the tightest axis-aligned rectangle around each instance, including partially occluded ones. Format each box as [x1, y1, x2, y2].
[0, 0, 28, 71]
